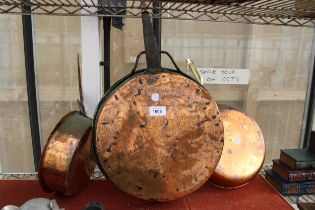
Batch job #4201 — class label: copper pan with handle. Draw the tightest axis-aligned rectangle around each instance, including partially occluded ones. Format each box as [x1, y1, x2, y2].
[38, 56, 96, 196]
[92, 10, 224, 201]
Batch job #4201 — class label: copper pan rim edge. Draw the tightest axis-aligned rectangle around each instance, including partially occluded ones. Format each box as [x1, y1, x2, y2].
[93, 70, 224, 201]
[38, 111, 80, 194]
[209, 104, 266, 189]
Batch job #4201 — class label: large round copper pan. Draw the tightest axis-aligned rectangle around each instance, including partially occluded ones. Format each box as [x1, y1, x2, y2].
[209, 104, 265, 188]
[93, 62, 224, 201]
[38, 111, 96, 196]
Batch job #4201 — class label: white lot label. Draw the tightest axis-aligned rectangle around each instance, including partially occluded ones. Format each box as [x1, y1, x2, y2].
[197, 68, 250, 85]
[149, 106, 166, 116]
[151, 93, 160, 102]
[232, 137, 241, 145]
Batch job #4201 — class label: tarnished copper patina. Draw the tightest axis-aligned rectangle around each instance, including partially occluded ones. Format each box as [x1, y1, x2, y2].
[94, 71, 224, 201]
[38, 111, 96, 196]
[209, 105, 265, 188]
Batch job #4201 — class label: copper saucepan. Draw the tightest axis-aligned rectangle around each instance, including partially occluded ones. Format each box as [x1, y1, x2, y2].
[38, 56, 96, 196]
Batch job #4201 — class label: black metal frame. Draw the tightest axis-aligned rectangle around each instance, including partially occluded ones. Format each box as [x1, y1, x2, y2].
[303, 56, 315, 148]
[102, 17, 111, 93]
[18, 3, 315, 171]
[21, 1, 41, 171]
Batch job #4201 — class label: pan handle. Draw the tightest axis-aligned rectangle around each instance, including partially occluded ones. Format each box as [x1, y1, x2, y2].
[130, 51, 181, 74]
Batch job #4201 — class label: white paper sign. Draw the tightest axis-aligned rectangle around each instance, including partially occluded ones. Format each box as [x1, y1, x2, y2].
[197, 68, 250, 85]
[149, 106, 166, 116]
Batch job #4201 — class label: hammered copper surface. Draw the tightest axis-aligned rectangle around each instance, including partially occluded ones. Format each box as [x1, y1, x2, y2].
[95, 72, 224, 201]
[39, 111, 96, 196]
[209, 105, 265, 188]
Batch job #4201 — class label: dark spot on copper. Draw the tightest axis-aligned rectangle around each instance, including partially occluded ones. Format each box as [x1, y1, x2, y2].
[228, 149, 232, 154]
[101, 121, 110, 126]
[137, 186, 142, 191]
[215, 123, 219, 126]
[195, 89, 200, 94]
[221, 138, 224, 143]
[185, 84, 190, 87]
[197, 118, 210, 126]
[135, 89, 141, 96]
[176, 188, 179, 192]
[115, 95, 118, 100]
[217, 111, 220, 115]
[116, 110, 120, 116]
[140, 124, 146, 128]
[205, 102, 210, 105]
[165, 134, 171, 138]
[164, 120, 169, 128]
[117, 171, 121, 175]
[139, 78, 143, 84]
[147, 76, 159, 85]
[149, 170, 159, 178]
[133, 101, 137, 106]
[103, 159, 108, 163]
[212, 115, 217, 119]
[113, 137, 117, 139]
[106, 143, 116, 152]
[195, 178, 198, 181]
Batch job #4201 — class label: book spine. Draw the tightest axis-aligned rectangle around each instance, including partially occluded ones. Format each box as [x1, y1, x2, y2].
[296, 162, 315, 170]
[280, 152, 296, 170]
[265, 173, 282, 193]
[272, 163, 289, 182]
[290, 172, 315, 182]
[284, 184, 315, 195]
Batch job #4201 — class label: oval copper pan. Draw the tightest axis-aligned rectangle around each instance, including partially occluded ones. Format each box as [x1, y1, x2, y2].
[209, 104, 265, 188]
[38, 111, 96, 196]
[94, 71, 224, 201]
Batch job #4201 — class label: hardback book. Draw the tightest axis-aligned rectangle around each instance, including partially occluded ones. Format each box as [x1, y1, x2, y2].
[297, 202, 315, 210]
[280, 148, 315, 170]
[265, 169, 315, 195]
[272, 159, 315, 182]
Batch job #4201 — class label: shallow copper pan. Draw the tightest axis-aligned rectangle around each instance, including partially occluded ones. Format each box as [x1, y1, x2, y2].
[209, 104, 265, 188]
[93, 52, 224, 201]
[38, 111, 96, 196]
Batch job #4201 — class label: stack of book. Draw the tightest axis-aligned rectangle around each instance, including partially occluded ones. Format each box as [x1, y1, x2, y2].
[265, 148, 315, 195]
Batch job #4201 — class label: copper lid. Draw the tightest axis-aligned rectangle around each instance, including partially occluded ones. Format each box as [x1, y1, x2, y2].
[209, 105, 265, 188]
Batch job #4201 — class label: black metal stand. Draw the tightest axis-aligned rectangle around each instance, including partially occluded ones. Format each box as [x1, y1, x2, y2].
[153, 2, 162, 55]
[22, 2, 41, 171]
[102, 17, 111, 93]
[304, 56, 315, 148]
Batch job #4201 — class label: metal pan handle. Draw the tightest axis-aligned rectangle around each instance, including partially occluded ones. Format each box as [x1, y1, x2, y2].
[130, 51, 181, 74]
